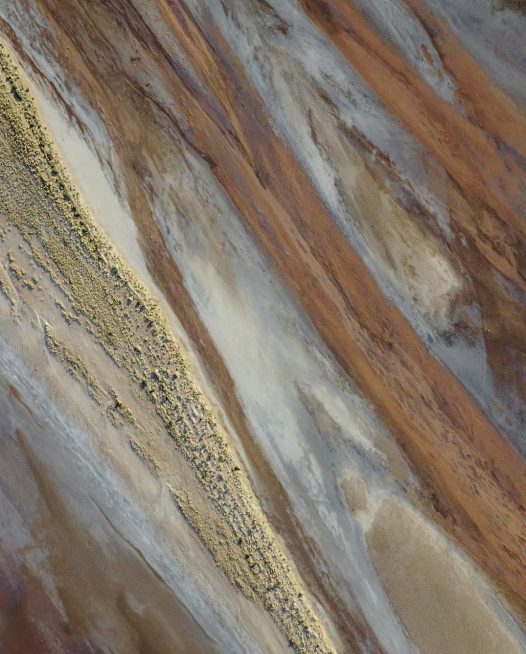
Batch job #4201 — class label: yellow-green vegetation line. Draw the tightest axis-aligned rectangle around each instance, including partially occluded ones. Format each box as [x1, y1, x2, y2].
[0, 261, 16, 305]
[44, 324, 106, 405]
[0, 44, 338, 654]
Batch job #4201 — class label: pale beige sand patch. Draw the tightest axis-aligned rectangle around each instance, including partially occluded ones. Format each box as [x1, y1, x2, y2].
[367, 500, 523, 654]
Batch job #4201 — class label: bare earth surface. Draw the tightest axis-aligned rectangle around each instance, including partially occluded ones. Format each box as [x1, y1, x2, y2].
[0, 2, 526, 653]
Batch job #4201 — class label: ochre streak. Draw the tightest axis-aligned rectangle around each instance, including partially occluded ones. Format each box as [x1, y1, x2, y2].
[150, 0, 526, 619]
[300, 0, 526, 286]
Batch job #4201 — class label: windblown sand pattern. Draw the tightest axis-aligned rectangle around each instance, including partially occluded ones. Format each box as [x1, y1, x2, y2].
[0, 2, 526, 653]
[0, 45, 336, 654]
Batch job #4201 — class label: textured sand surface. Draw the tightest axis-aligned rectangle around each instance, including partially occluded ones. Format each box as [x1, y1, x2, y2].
[0, 2, 525, 653]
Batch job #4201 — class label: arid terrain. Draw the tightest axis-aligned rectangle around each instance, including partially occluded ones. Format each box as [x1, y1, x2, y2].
[0, 2, 526, 653]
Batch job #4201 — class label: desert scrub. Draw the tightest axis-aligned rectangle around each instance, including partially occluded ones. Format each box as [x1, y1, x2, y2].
[0, 43, 338, 654]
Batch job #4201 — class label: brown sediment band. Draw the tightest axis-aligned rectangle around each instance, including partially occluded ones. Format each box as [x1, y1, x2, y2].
[124, 1, 526, 621]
